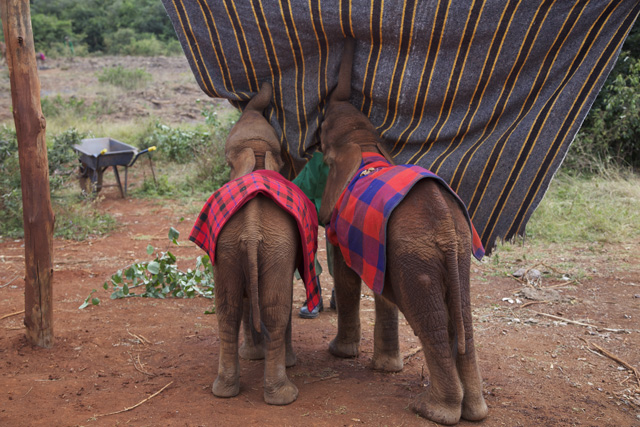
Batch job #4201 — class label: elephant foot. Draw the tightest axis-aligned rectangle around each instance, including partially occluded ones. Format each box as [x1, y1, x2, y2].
[212, 375, 240, 398]
[462, 392, 488, 421]
[329, 337, 359, 358]
[411, 389, 462, 426]
[285, 348, 297, 367]
[371, 352, 403, 372]
[239, 341, 264, 360]
[264, 378, 298, 405]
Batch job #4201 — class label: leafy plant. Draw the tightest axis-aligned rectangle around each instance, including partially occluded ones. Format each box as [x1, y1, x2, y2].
[97, 228, 215, 308]
[97, 66, 152, 91]
[140, 122, 212, 164]
[566, 53, 640, 174]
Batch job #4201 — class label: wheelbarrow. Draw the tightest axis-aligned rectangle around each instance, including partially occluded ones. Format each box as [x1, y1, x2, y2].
[73, 138, 156, 198]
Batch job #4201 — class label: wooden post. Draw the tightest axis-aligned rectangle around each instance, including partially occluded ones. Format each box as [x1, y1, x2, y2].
[1, 0, 55, 347]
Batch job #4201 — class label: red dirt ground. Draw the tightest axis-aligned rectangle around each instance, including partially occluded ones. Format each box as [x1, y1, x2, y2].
[1, 57, 639, 426]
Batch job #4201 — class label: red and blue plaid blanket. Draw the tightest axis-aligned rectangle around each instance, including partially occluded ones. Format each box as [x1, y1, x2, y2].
[189, 170, 321, 312]
[327, 152, 484, 295]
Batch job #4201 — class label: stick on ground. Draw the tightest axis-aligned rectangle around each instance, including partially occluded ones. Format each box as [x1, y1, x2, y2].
[589, 341, 640, 387]
[94, 381, 173, 418]
[1, 310, 25, 320]
[531, 310, 628, 333]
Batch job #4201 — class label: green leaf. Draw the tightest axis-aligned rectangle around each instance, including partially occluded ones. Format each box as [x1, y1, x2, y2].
[146, 244, 154, 255]
[147, 261, 160, 275]
[168, 227, 180, 244]
[79, 289, 99, 309]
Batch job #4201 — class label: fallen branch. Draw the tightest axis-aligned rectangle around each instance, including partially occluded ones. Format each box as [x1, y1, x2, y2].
[1, 310, 24, 320]
[519, 301, 550, 309]
[530, 311, 629, 333]
[589, 341, 640, 388]
[94, 381, 173, 418]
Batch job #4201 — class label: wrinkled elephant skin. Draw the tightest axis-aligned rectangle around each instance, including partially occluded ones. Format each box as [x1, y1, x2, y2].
[211, 82, 299, 406]
[318, 39, 488, 425]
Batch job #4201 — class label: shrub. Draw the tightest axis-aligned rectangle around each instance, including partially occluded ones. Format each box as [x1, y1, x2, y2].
[0, 126, 114, 240]
[566, 52, 640, 174]
[41, 95, 86, 118]
[97, 66, 152, 91]
[30, 13, 73, 52]
[0, 126, 22, 238]
[140, 122, 212, 164]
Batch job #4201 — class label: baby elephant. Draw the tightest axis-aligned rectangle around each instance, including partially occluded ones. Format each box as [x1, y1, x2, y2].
[190, 82, 319, 405]
[318, 39, 488, 425]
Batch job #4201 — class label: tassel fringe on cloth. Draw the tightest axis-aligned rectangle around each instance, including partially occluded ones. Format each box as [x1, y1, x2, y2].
[161, 0, 640, 254]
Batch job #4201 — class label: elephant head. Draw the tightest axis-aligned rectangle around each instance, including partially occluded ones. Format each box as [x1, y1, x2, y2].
[225, 82, 283, 179]
[318, 39, 393, 225]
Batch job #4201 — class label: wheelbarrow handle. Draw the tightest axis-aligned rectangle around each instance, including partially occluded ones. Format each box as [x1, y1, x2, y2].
[129, 146, 157, 166]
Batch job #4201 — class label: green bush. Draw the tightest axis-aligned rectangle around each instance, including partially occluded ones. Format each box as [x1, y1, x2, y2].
[0, 126, 115, 240]
[140, 122, 212, 164]
[105, 30, 182, 56]
[97, 66, 152, 90]
[30, 13, 73, 52]
[48, 128, 87, 189]
[41, 95, 86, 118]
[567, 54, 640, 174]
[0, 126, 22, 238]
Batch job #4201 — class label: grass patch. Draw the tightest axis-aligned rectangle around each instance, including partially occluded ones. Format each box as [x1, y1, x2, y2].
[97, 66, 152, 90]
[525, 171, 640, 244]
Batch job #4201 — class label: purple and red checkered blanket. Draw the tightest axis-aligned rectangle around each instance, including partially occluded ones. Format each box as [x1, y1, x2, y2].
[327, 152, 484, 295]
[189, 170, 321, 312]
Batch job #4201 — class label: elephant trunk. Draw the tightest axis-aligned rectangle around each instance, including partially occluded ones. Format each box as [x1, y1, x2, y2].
[245, 82, 273, 112]
[446, 247, 466, 355]
[329, 38, 355, 103]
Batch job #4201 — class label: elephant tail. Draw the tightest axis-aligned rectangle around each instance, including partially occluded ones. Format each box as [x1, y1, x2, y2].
[329, 37, 355, 103]
[446, 246, 466, 356]
[246, 238, 271, 342]
[245, 82, 272, 113]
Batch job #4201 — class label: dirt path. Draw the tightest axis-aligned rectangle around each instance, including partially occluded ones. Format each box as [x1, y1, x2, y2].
[1, 183, 639, 426]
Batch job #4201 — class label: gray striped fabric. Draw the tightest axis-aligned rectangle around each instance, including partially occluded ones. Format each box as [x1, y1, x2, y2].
[162, 0, 640, 253]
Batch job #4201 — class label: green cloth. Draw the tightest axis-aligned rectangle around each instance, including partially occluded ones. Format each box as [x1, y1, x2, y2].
[292, 151, 328, 220]
[292, 151, 331, 278]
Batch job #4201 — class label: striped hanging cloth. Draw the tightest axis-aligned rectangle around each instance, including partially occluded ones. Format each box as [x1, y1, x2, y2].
[162, 0, 640, 253]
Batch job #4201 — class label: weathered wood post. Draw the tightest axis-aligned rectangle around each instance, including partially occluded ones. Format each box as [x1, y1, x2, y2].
[1, 0, 55, 347]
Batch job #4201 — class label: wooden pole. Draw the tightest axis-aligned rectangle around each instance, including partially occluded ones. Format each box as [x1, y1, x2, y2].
[1, 0, 55, 347]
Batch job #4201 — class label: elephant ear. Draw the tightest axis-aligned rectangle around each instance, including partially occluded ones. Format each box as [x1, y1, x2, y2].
[264, 150, 283, 172]
[229, 147, 256, 180]
[376, 142, 395, 165]
[318, 142, 362, 225]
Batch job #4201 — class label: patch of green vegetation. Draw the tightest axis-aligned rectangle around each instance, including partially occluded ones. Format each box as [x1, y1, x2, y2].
[97, 66, 152, 91]
[0, 125, 117, 240]
[525, 172, 640, 244]
[89, 228, 215, 312]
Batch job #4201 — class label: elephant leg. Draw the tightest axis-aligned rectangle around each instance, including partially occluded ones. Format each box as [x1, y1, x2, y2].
[285, 301, 297, 367]
[458, 309, 488, 420]
[371, 295, 403, 372]
[329, 245, 362, 358]
[260, 282, 298, 405]
[239, 297, 265, 360]
[398, 274, 463, 425]
[211, 273, 243, 398]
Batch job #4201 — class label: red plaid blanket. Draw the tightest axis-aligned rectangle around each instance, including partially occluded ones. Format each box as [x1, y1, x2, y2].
[327, 152, 484, 295]
[189, 170, 321, 312]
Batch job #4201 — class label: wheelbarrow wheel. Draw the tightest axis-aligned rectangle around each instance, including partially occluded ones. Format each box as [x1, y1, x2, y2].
[78, 165, 103, 195]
